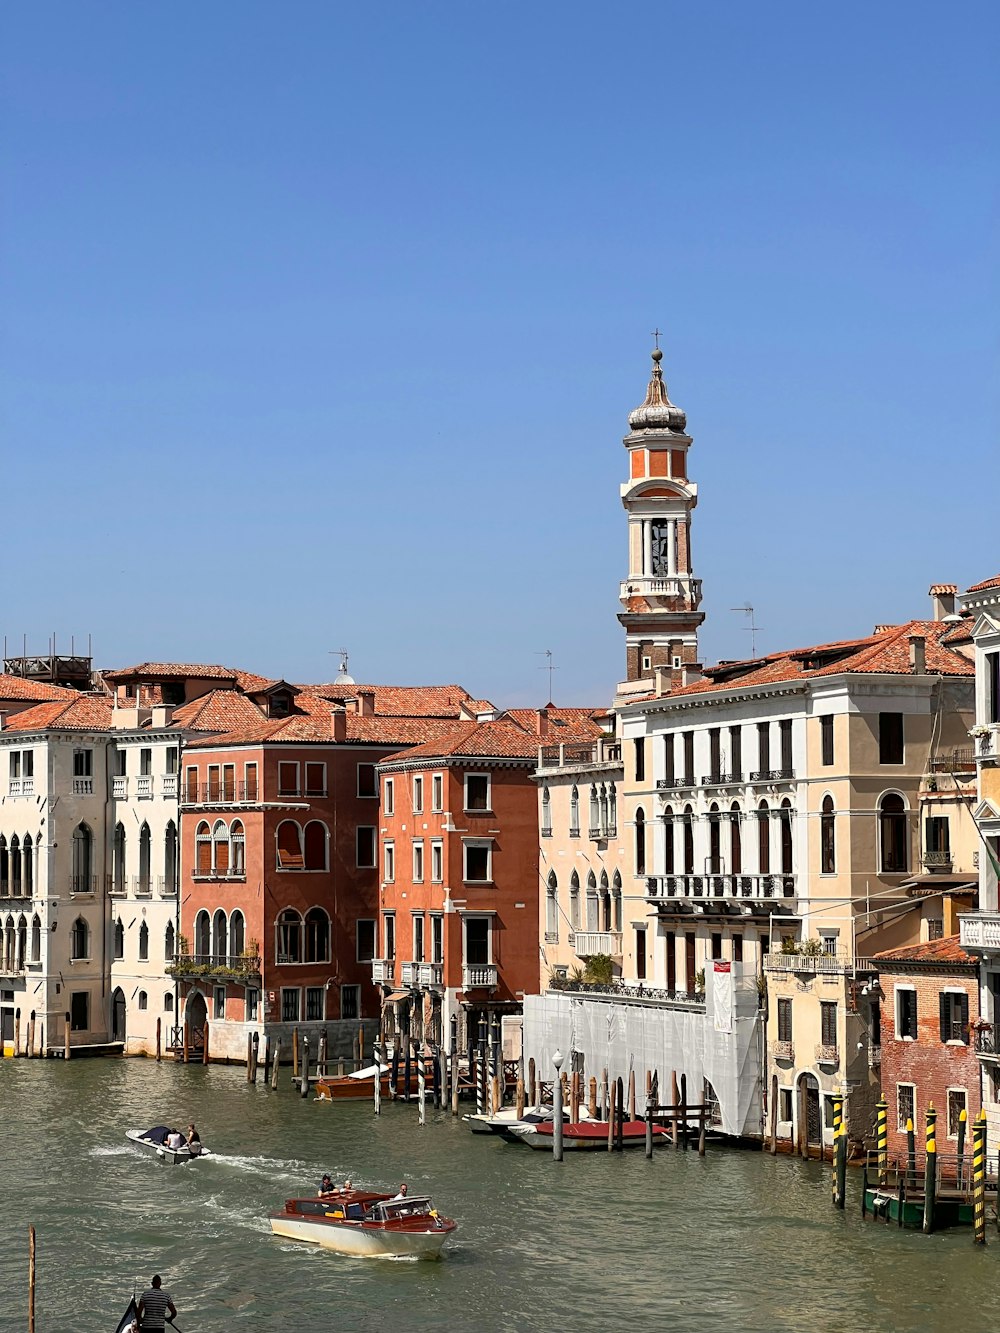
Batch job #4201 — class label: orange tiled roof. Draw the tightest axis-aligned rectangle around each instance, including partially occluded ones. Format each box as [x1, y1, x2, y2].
[184, 702, 462, 750]
[966, 574, 1000, 593]
[171, 690, 268, 732]
[307, 683, 476, 718]
[0, 676, 78, 702]
[102, 662, 243, 682]
[873, 935, 975, 966]
[504, 706, 607, 732]
[380, 710, 607, 766]
[3, 694, 114, 733]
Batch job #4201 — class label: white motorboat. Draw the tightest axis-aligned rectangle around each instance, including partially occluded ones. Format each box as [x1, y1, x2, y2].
[464, 1104, 558, 1136]
[125, 1126, 213, 1165]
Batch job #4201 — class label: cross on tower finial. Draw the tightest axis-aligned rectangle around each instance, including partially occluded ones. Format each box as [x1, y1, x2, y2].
[650, 327, 661, 350]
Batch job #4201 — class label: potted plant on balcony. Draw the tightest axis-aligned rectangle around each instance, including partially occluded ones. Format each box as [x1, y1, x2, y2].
[583, 954, 614, 987]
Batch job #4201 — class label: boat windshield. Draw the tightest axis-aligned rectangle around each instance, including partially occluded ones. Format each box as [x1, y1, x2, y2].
[371, 1197, 433, 1222]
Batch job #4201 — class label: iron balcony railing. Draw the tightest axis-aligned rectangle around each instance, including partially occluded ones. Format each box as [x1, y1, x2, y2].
[749, 769, 795, 783]
[929, 748, 975, 773]
[183, 781, 261, 804]
[656, 776, 695, 790]
[70, 875, 98, 894]
[647, 872, 796, 902]
[921, 849, 953, 867]
[974, 1026, 999, 1058]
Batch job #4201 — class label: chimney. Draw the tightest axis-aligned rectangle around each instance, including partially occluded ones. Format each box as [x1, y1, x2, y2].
[535, 707, 549, 738]
[359, 691, 375, 717]
[654, 666, 670, 697]
[909, 634, 926, 674]
[330, 706, 347, 741]
[929, 583, 958, 621]
[0, 711, 6, 731]
[681, 663, 704, 688]
[151, 704, 175, 728]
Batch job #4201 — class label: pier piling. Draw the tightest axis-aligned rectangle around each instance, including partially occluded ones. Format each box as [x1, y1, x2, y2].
[182, 1021, 189, 1064]
[271, 1040, 281, 1090]
[64, 1013, 70, 1061]
[645, 1091, 654, 1159]
[616, 1077, 625, 1152]
[292, 1028, 299, 1079]
[973, 1111, 987, 1245]
[246, 1033, 254, 1082]
[923, 1104, 937, 1235]
[28, 1225, 36, 1333]
[601, 1068, 609, 1121]
[202, 1021, 210, 1065]
[680, 1074, 689, 1151]
[876, 1095, 888, 1182]
[831, 1095, 843, 1203]
[671, 1071, 679, 1147]
[451, 1049, 459, 1116]
[588, 1076, 597, 1119]
[300, 1036, 310, 1099]
[957, 1107, 967, 1185]
[906, 1118, 916, 1187]
[607, 1078, 616, 1153]
[628, 1070, 636, 1121]
[155, 1017, 161, 1063]
[527, 1057, 536, 1107]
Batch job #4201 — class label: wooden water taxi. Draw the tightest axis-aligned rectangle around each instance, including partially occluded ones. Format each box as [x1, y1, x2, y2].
[269, 1188, 457, 1259]
[314, 1063, 425, 1101]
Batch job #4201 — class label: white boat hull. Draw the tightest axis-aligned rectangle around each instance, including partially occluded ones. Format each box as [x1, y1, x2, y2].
[269, 1215, 451, 1259]
[125, 1129, 212, 1165]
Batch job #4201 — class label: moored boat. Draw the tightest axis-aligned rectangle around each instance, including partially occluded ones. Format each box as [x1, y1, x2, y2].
[464, 1104, 556, 1135]
[513, 1119, 668, 1151]
[269, 1188, 457, 1259]
[125, 1126, 213, 1165]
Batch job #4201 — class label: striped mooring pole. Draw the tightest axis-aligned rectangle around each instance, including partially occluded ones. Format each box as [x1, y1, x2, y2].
[957, 1106, 968, 1187]
[923, 1103, 937, 1235]
[876, 1095, 888, 1183]
[973, 1110, 987, 1245]
[831, 1095, 843, 1205]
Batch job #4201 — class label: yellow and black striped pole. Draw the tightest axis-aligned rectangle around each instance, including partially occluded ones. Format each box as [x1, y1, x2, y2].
[923, 1102, 937, 1235]
[906, 1116, 916, 1186]
[831, 1094, 843, 1204]
[957, 1106, 968, 1187]
[876, 1095, 888, 1183]
[835, 1120, 848, 1210]
[973, 1109, 987, 1245]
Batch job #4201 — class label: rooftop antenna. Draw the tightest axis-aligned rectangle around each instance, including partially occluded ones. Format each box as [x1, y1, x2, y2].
[329, 648, 355, 686]
[730, 603, 762, 658]
[535, 649, 558, 705]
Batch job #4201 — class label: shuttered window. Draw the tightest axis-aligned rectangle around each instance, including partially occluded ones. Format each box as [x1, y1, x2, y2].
[276, 820, 304, 869]
[939, 991, 970, 1044]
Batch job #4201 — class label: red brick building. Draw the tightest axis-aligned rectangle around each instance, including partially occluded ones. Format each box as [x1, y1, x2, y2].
[874, 936, 981, 1167]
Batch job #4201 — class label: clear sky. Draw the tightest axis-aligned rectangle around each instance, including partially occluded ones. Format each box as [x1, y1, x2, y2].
[3, 2, 997, 707]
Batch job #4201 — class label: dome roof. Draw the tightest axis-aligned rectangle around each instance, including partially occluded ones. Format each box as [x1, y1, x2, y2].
[628, 348, 687, 433]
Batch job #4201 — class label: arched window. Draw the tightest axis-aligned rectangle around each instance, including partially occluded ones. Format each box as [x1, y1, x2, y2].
[662, 806, 675, 874]
[683, 805, 694, 875]
[138, 921, 149, 961]
[194, 909, 211, 958]
[277, 908, 303, 963]
[304, 907, 330, 962]
[138, 991, 148, 1011]
[0, 836, 7, 895]
[635, 807, 646, 876]
[589, 785, 599, 834]
[780, 799, 793, 874]
[545, 872, 558, 940]
[276, 820, 304, 870]
[709, 803, 722, 874]
[757, 801, 770, 873]
[164, 821, 178, 892]
[213, 909, 228, 959]
[3, 915, 13, 969]
[229, 820, 245, 875]
[212, 820, 230, 876]
[71, 916, 89, 960]
[72, 824, 93, 893]
[230, 909, 245, 958]
[195, 821, 212, 876]
[569, 786, 580, 837]
[541, 786, 552, 837]
[586, 871, 599, 931]
[164, 920, 175, 960]
[612, 871, 623, 932]
[16, 915, 26, 969]
[730, 803, 742, 874]
[303, 821, 328, 871]
[164, 992, 174, 1013]
[10, 836, 21, 896]
[600, 869, 611, 930]
[608, 784, 618, 836]
[30, 914, 41, 963]
[138, 823, 152, 893]
[114, 823, 126, 894]
[114, 918, 125, 960]
[23, 835, 33, 897]
[570, 871, 581, 930]
[821, 795, 836, 874]
[880, 793, 908, 873]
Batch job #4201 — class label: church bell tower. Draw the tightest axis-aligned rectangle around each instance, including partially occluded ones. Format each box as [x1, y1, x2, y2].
[617, 345, 704, 686]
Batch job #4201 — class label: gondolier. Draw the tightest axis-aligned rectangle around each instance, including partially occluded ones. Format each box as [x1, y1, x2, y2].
[137, 1275, 176, 1331]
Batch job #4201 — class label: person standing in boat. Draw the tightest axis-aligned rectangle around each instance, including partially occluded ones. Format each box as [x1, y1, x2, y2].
[185, 1123, 201, 1156]
[137, 1275, 176, 1332]
[318, 1174, 336, 1196]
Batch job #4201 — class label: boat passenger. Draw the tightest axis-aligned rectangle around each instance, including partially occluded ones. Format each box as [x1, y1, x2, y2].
[390, 1182, 409, 1201]
[186, 1123, 201, 1156]
[318, 1174, 336, 1196]
[137, 1275, 176, 1333]
[166, 1129, 184, 1151]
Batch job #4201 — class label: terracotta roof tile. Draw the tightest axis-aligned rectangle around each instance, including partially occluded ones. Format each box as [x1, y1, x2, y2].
[306, 683, 476, 718]
[3, 694, 114, 733]
[171, 690, 267, 732]
[873, 934, 975, 966]
[0, 676, 78, 702]
[966, 574, 1000, 594]
[103, 662, 242, 682]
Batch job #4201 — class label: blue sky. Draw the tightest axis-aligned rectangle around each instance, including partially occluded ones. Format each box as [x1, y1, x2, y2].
[3, 2, 997, 707]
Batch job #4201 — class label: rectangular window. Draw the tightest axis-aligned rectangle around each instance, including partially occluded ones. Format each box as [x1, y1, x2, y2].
[412, 840, 425, 882]
[732, 934, 743, 964]
[140, 747, 152, 776]
[663, 735, 675, 785]
[412, 775, 424, 813]
[356, 827, 376, 868]
[821, 934, 838, 957]
[340, 985, 360, 1020]
[897, 987, 917, 1039]
[246, 988, 259, 1022]
[281, 987, 301, 1022]
[635, 927, 647, 981]
[431, 840, 443, 882]
[779, 1088, 793, 1121]
[465, 917, 490, 965]
[711, 932, 723, 961]
[412, 914, 425, 963]
[357, 763, 377, 798]
[634, 738, 645, 783]
[820, 715, 834, 766]
[779, 719, 792, 773]
[383, 841, 395, 882]
[777, 998, 792, 1043]
[222, 763, 235, 801]
[305, 986, 325, 1021]
[729, 726, 742, 777]
[70, 992, 89, 1032]
[165, 747, 178, 775]
[357, 919, 376, 963]
[927, 917, 944, 941]
[213, 986, 226, 1019]
[465, 774, 490, 812]
[305, 762, 326, 796]
[208, 764, 221, 799]
[947, 1088, 968, 1138]
[757, 723, 770, 774]
[431, 774, 443, 812]
[278, 762, 299, 796]
[384, 778, 394, 815]
[114, 749, 126, 776]
[463, 841, 492, 882]
[683, 732, 694, 785]
[384, 913, 395, 961]
[431, 914, 444, 964]
[989, 651, 1000, 724]
[939, 990, 970, 1044]
[185, 766, 198, 801]
[244, 763, 258, 801]
[9, 751, 21, 779]
[73, 749, 93, 777]
[708, 728, 721, 781]
[821, 1001, 837, 1047]
[924, 816, 951, 863]
[879, 712, 904, 765]
[897, 1083, 915, 1132]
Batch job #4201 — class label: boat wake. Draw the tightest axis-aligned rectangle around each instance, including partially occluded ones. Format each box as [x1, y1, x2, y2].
[89, 1145, 136, 1158]
[208, 1152, 311, 1182]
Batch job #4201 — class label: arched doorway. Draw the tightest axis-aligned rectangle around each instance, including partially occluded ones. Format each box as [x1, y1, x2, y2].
[111, 987, 127, 1043]
[798, 1072, 821, 1155]
[186, 991, 208, 1057]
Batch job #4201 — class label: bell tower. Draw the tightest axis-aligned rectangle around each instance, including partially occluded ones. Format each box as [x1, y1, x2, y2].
[617, 345, 704, 686]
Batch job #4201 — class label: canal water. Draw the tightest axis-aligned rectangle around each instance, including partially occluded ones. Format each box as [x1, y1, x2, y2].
[0, 1058, 994, 1333]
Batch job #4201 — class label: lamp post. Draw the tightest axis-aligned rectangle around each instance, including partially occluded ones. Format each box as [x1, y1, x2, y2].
[552, 1049, 564, 1162]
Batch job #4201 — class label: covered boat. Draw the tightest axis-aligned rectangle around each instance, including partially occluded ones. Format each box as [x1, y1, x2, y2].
[269, 1188, 457, 1259]
[512, 1119, 668, 1151]
[125, 1126, 213, 1165]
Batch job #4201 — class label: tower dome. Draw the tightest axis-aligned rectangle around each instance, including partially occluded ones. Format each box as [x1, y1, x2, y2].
[628, 348, 687, 433]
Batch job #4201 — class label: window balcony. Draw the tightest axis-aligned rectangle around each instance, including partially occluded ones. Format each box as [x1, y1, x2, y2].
[700, 772, 742, 787]
[109, 879, 127, 898]
[921, 849, 953, 870]
[544, 930, 559, 943]
[158, 876, 177, 897]
[70, 875, 98, 895]
[816, 1044, 839, 1066]
[959, 913, 1000, 954]
[973, 725, 1000, 763]
[136, 775, 153, 799]
[72, 778, 94, 796]
[401, 961, 444, 988]
[463, 963, 498, 990]
[371, 958, 395, 985]
[112, 776, 128, 799]
[0, 962, 26, 977]
[183, 781, 259, 806]
[749, 769, 795, 783]
[131, 877, 153, 898]
[574, 931, 623, 958]
[9, 778, 35, 797]
[656, 777, 695, 791]
[167, 952, 261, 981]
[161, 774, 178, 797]
[646, 872, 796, 905]
[974, 1026, 1000, 1061]
[772, 1040, 794, 1061]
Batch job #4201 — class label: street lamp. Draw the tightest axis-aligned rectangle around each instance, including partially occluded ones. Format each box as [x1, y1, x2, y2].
[552, 1049, 564, 1162]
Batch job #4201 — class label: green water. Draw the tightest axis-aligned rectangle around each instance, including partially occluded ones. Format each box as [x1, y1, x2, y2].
[0, 1058, 993, 1332]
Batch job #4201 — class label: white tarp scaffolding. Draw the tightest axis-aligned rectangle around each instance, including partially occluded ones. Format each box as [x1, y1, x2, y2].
[522, 965, 763, 1138]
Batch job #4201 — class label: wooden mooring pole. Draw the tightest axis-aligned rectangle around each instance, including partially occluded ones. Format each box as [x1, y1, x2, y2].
[155, 1016, 161, 1063]
[527, 1057, 536, 1108]
[28, 1225, 36, 1333]
[271, 1040, 281, 1090]
[831, 1095, 843, 1206]
[64, 1013, 70, 1061]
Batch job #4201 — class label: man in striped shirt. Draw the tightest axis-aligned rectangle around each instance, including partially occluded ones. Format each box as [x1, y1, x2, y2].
[137, 1275, 176, 1331]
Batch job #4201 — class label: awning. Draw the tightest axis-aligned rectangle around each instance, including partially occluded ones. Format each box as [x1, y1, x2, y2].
[900, 875, 977, 892]
[381, 989, 410, 1005]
